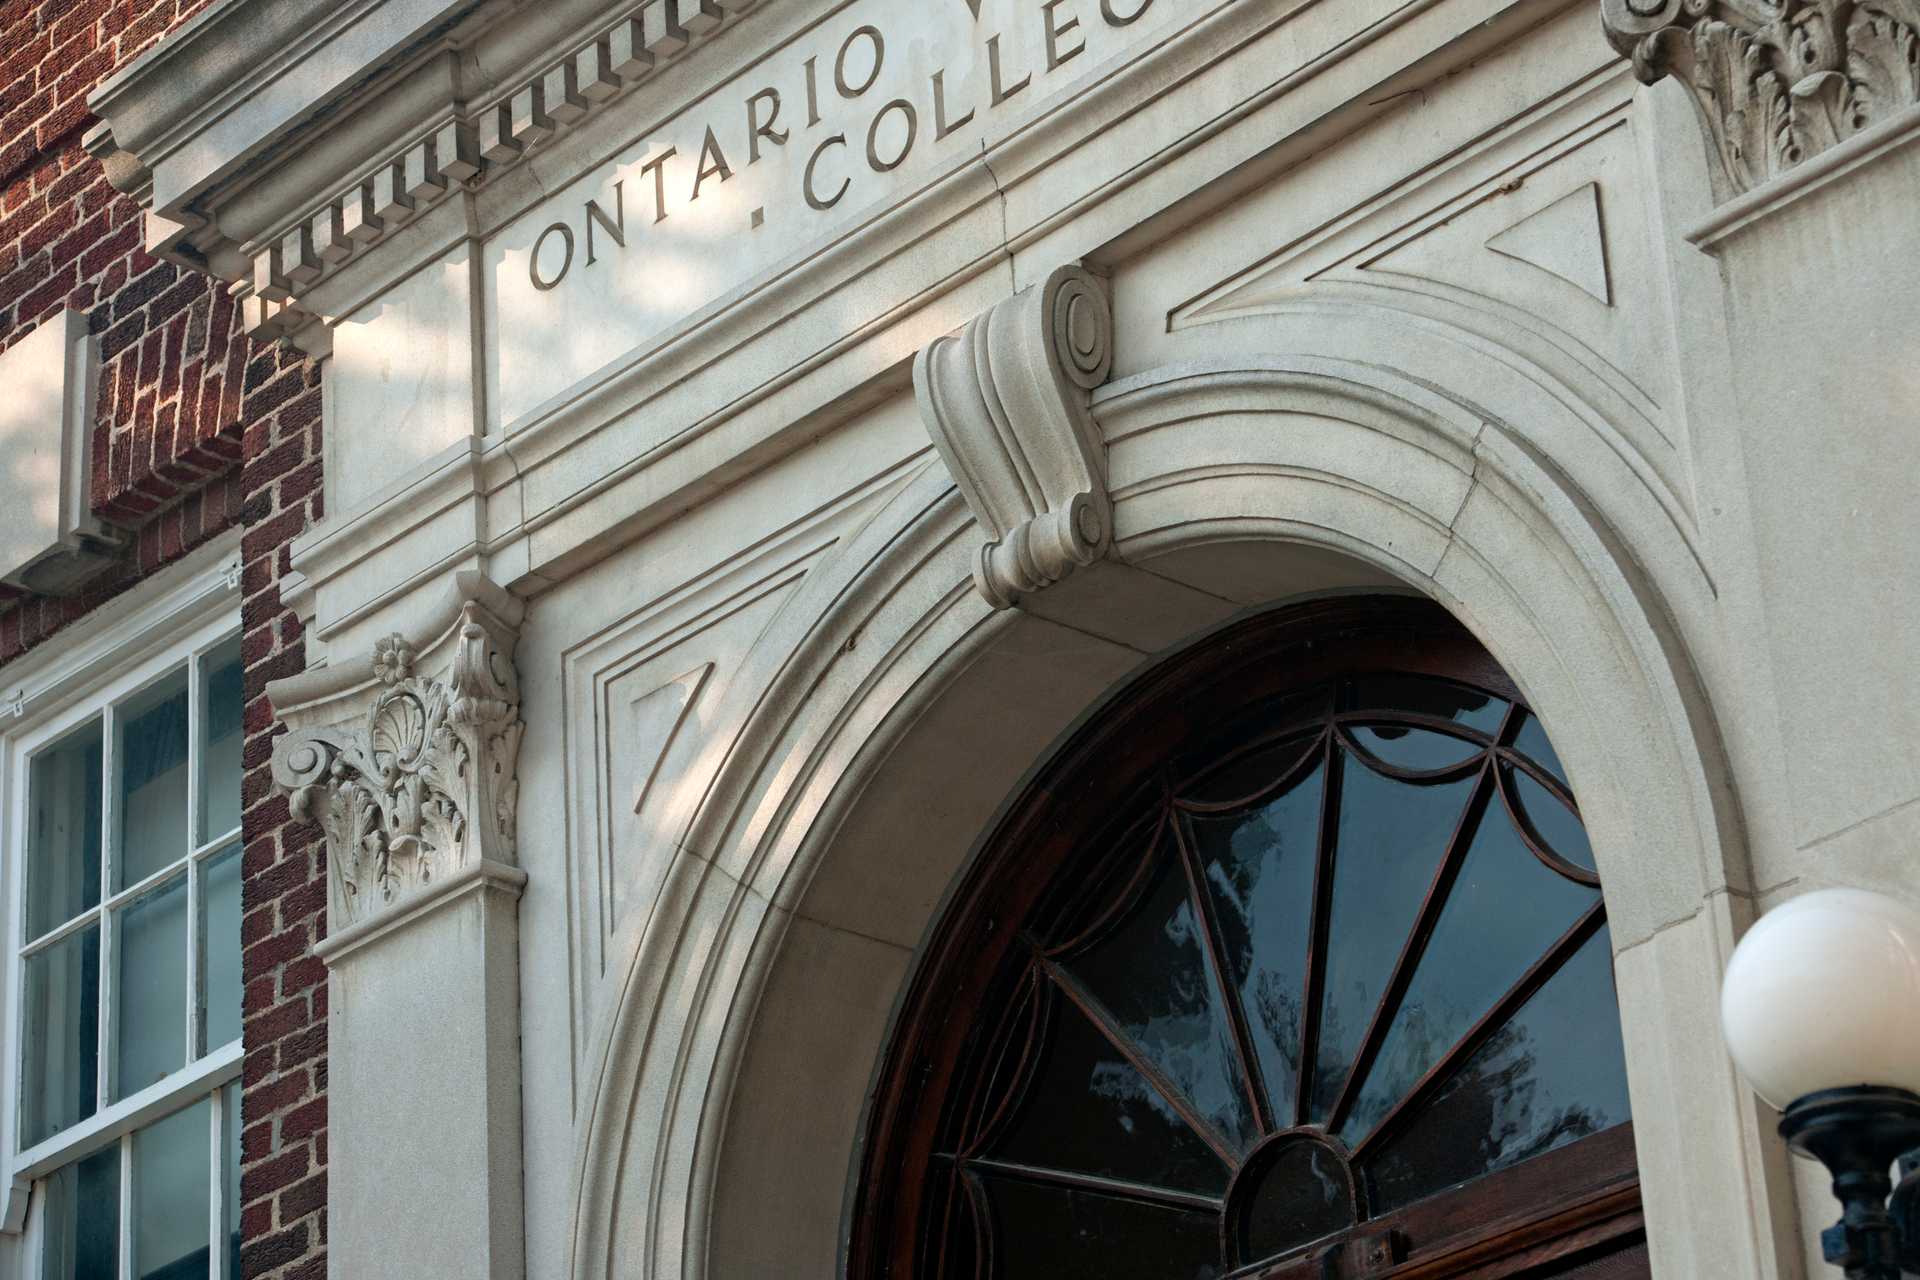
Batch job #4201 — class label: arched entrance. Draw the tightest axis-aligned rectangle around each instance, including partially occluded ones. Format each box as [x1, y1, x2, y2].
[853, 599, 1645, 1278]
[568, 342, 1788, 1280]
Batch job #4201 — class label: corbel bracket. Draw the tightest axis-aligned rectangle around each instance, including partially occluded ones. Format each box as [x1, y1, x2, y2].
[914, 265, 1115, 609]
[1600, 0, 1920, 197]
[268, 572, 525, 934]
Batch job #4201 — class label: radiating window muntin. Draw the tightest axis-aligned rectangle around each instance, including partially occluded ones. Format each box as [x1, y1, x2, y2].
[14, 616, 245, 1280]
[931, 669, 1631, 1277]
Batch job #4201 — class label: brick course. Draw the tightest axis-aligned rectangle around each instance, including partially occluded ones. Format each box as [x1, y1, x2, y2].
[0, 4, 326, 1278]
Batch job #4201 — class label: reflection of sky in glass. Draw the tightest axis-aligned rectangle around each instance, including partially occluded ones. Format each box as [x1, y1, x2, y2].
[993, 991, 1228, 1195]
[1311, 767, 1476, 1122]
[1341, 800, 1595, 1145]
[1364, 928, 1629, 1213]
[1193, 761, 1323, 1125]
[1070, 853, 1257, 1154]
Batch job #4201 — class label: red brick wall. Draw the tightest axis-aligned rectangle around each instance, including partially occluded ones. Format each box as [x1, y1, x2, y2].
[0, 5, 328, 1279]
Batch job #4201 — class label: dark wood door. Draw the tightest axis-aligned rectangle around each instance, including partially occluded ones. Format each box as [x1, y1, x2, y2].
[850, 600, 1646, 1280]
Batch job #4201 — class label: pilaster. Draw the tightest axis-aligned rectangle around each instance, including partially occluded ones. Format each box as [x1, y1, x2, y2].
[268, 571, 528, 1280]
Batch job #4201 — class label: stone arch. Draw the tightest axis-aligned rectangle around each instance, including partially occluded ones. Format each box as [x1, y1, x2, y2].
[566, 323, 1790, 1280]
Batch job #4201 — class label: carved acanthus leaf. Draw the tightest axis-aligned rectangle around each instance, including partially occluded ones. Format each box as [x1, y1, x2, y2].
[913, 265, 1115, 609]
[271, 588, 523, 931]
[1601, 0, 1920, 195]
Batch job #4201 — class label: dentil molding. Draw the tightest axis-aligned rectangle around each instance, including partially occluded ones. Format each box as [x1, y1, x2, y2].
[269, 571, 525, 936]
[1601, 0, 1920, 196]
[914, 265, 1115, 609]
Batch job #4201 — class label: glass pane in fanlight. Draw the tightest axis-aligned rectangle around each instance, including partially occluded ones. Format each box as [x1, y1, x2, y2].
[21, 923, 101, 1147]
[202, 842, 244, 1052]
[134, 1101, 211, 1280]
[117, 669, 190, 890]
[38, 1142, 119, 1280]
[1308, 767, 1477, 1123]
[991, 988, 1230, 1197]
[1511, 712, 1568, 786]
[1506, 766, 1596, 873]
[1234, 1139, 1354, 1266]
[27, 717, 103, 941]
[199, 637, 244, 844]
[1346, 725, 1483, 774]
[1347, 675, 1507, 735]
[1362, 927, 1631, 1214]
[115, 874, 188, 1101]
[1339, 800, 1597, 1146]
[977, 1173, 1222, 1280]
[1066, 849, 1258, 1155]
[1188, 759, 1324, 1125]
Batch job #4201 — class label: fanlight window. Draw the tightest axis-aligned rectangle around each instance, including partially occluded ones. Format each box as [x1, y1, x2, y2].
[855, 605, 1641, 1280]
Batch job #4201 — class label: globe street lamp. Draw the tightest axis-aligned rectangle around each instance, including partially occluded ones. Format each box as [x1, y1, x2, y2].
[1720, 888, 1920, 1279]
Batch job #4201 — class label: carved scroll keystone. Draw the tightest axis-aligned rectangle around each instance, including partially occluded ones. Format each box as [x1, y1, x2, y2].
[269, 571, 525, 936]
[1601, 0, 1920, 196]
[914, 265, 1115, 609]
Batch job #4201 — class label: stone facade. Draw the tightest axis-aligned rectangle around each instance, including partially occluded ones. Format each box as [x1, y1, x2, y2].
[2, 0, 1917, 1277]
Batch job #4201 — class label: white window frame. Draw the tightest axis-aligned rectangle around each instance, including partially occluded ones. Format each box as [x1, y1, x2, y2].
[0, 538, 244, 1279]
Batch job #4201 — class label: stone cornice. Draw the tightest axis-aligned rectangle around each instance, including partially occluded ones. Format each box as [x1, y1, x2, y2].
[914, 265, 1115, 609]
[268, 571, 526, 934]
[1600, 0, 1920, 197]
[87, 0, 762, 340]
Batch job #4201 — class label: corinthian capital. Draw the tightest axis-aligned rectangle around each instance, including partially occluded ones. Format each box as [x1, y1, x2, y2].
[914, 265, 1116, 609]
[269, 572, 526, 934]
[1601, 0, 1920, 195]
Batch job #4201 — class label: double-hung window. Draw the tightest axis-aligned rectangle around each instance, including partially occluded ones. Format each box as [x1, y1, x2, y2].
[9, 587, 245, 1280]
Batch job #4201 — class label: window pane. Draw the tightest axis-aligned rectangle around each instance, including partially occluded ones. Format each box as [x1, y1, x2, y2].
[1308, 766, 1476, 1122]
[114, 875, 188, 1101]
[117, 669, 190, 890]
[977, 1173, 1222, 1280]
[1067, 847, 1258, 1155]
[21, 924, 100, 1147]
[1362, 927, 1631, 1214]
[134, 1101, 211, 1280]
[202, 843, 243, 1052]
[27, 718, 103, 940]
[222, 1083, 241, 1279]
[38, 1142, 119, 1280]
[198, 639, 243, 844]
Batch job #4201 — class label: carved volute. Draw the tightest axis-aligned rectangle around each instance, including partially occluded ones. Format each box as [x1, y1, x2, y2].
[269, 573, 525, 934]
[1600, 0, 1920, 196]
[914, 265, 1116, 609]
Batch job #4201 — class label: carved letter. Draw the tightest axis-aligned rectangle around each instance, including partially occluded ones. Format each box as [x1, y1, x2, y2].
[913, 265, 1115, 608]
[1100, 0, 1154, 24]
[836, 24, 885, 98]
[746, 87, 789, 162]
[1599, 0, 1920, 197]
[531, 222, 574, 290]
[866, 98, 919, 172]
[932, 68, 976, 141]
[1043, 0, 1086, 70]
[805, 134, 851, 210]
[691, 126, 734, 199]
[988, 33, 1031, 106]
[270, 573, 526, 933]
[585, 182, 625, 265]
[640, 145, 678, 222]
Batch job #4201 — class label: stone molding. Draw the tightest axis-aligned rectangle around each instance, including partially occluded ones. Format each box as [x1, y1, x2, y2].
[269, 570, 525, 934]
[87, 0, 761, 341]
[913, 265, 1115, 609]
[1600, 0, 1920, 196]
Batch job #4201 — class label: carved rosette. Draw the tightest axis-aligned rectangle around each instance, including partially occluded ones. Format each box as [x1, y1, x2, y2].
[271, 583, 524, 932]
[1601, 0, 1920, 194]
[914, 265, 1116, 608]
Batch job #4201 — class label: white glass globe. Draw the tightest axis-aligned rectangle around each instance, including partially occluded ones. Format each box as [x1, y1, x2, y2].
[1720, 888, 1920, 1109]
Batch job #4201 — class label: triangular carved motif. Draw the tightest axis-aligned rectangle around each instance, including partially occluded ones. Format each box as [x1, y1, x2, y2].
[1483, 183, 1610, 305]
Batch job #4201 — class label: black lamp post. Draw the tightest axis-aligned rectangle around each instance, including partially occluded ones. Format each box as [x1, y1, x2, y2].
[1721, 890, 1920, 1279]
